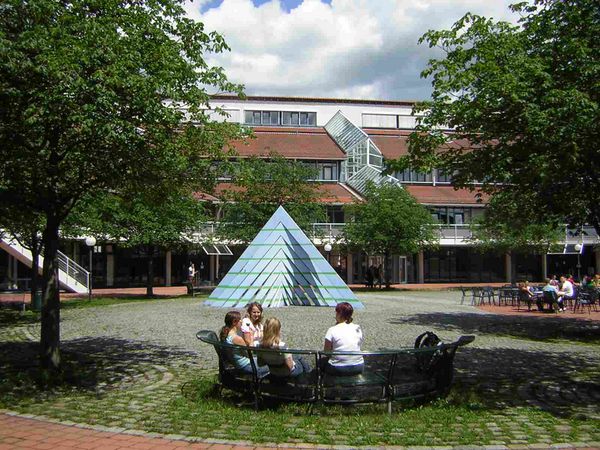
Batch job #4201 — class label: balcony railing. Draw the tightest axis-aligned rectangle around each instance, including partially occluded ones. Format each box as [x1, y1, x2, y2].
[193, 222, 599, 246]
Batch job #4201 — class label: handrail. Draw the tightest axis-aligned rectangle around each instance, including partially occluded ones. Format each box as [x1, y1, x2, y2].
[56, 250, 89, 288]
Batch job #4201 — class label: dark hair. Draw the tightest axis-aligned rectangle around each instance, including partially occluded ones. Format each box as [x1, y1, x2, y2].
[219, 310, 241, 341]
[246, 302, 263, 324]
[335, 302, 354, 323]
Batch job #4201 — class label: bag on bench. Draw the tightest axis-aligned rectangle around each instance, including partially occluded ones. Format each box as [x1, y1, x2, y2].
[414, 331, 443, 373]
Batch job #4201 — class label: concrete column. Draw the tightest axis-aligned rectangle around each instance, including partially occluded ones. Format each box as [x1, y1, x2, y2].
[505, 252, 512, 283]
[209, 255, 216, 282]
[165, 250, 172, 287]
[106, 251, 114, 287]
[346, 253, 353, 284]
[541, 253, 548, 281]
[417, 251, 425, 284]
[7, 254, 16, 288]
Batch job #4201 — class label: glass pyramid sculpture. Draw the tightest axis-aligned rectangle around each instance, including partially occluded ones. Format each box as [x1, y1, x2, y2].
[206, 206, 363, 308]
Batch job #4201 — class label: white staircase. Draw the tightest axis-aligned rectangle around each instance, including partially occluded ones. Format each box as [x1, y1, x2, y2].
[0, 233, 89, 294]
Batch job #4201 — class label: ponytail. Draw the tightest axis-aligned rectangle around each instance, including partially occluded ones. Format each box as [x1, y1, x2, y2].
[220, 310, 241, 342]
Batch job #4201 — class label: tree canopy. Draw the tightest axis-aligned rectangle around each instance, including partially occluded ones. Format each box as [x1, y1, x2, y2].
[64, 190, 208, 296]
[390, 0, 600, 236]
[217, 154, 327, 243]
[343, 182, 437, 287]
[0, 0, 244, 370]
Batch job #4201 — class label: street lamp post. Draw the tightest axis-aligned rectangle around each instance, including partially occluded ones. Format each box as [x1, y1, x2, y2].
[85, 236, 96, 301]
[574, 243, 582, 282]
[324, 243, 332, 266]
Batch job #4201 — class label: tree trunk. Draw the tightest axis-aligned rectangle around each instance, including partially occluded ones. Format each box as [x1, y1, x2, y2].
[146, 245, 154, 297]
[40, 217, 61, 371]
[384, 251, 391, 289]
[30, 232, 40, 305]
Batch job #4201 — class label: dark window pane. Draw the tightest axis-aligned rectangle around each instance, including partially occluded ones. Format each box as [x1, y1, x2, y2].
[291, 112, 299, 125]
[299, 112, 308, 125]
[244, 111, 256, 124]
[262, 111, 270, 124]
[282, 111, 291, 125]
[253, 111, 261, 124]
[307, 112, 316, 126]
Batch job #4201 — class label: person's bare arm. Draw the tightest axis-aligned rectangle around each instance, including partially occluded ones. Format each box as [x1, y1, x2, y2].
[285, 355, 294, 371]
[323, 339, 332, 352]
[242, 332, 253, 346]
[232, 335, 247, 346]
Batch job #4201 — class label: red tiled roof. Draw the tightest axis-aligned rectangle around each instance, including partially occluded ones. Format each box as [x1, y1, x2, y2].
[365, 129, 480, 160]
[405, 185, 488, 205]
[228, 128, 345, 160]
[365, 129, 411, 160]
[204, 182, 361, 205]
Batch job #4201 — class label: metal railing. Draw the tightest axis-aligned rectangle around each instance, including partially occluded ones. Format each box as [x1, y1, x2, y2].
[311, 223, 345, 239]
[57, 250, 89, 288]
[436, 224, 473, 244]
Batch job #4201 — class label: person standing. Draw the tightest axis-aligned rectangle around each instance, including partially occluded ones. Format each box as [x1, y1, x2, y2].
[188, 262, 196, 284]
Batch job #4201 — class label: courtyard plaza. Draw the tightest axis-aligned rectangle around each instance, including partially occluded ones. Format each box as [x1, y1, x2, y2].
[0, 290, 599, 449]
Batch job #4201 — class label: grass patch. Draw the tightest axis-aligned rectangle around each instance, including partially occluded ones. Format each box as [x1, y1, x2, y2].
[1, 367, 599, 446]
[61, 294, 208, 309]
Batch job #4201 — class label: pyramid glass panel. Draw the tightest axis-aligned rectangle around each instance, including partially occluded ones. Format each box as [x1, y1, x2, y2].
[206, 206, 363, 308]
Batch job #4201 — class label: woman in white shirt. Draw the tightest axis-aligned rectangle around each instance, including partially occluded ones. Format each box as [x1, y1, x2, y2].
[323, 302, 364, 375]
[241, 302, 264, 346]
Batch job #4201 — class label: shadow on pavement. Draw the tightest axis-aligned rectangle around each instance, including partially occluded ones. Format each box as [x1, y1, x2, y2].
[390, 311, 600, 342]
[0, 337, 198, 401]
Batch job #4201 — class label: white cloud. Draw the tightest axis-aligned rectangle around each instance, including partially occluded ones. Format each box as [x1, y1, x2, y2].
[184, 0, 519, 100]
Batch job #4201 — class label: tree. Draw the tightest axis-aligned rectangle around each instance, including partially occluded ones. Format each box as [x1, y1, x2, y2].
[217, 154, 327, 243]
[64, 190, 208, 297]
[468, 193, 564, 254]
[343, 182, 437, 288]
[390, 0, 600, 236]
[0, 0, 244, 371]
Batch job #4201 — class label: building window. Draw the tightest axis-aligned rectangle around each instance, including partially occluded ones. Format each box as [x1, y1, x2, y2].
[394, 169, 433, 183]
[362, 114, 418, 129]
[318, 162, 337, 180]
[245, 110, 316, 126]
[326, 205, 344, 223]
[362, 114, 397, 128]
[435, 169, 453, 183]
[429, 207, 473, 224]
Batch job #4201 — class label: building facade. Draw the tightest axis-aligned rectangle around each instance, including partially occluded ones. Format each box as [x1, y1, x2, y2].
[2, 95, 599, 290]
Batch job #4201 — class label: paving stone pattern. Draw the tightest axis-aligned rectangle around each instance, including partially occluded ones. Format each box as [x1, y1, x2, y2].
[0, 290, 599, 448]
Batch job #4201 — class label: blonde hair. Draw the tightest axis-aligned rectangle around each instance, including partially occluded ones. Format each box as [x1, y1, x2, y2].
[261, 317, 281, 348]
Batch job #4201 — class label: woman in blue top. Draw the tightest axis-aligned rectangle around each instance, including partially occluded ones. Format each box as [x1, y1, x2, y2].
[219, 310, 269, 377]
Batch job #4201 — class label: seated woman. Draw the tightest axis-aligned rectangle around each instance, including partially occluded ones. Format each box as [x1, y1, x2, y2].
[542, 278, 559, 311]
[323, 302, 364, 375]
[259, 317, 311, 378]
[219, 310, 269, 377]
[518, 281, 535, 310]
[241, 302, 264, 347]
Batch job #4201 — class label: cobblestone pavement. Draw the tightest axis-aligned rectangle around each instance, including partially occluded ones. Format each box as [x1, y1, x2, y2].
[0, 290, 598, 448]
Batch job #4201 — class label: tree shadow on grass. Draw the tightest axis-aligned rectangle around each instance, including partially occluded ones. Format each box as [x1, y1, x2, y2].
[450, 346, 600, 420]
[388, 312, 600, 418]
[389, 311, 600, 343]
[0, 337, 199, 402]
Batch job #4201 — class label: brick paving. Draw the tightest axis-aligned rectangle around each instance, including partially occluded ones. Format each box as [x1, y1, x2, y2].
[1, 290, 598, 448]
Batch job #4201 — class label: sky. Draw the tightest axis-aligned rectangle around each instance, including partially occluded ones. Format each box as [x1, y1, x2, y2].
[184, 0, 520, 101]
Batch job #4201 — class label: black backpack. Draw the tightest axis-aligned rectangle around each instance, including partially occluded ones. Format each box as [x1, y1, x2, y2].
[414, 331, 441, 349]
[414, 331, 442, 372]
